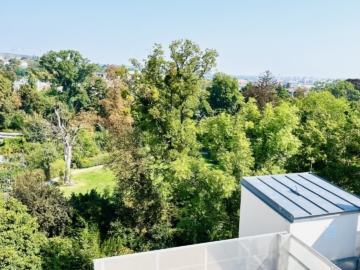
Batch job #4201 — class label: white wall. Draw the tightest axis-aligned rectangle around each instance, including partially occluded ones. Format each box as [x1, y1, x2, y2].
[290, 213, 360, 261]
[239, 187, 290, 237]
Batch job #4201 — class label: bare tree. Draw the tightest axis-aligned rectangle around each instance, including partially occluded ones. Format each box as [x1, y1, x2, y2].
[52, 106, 80, 184]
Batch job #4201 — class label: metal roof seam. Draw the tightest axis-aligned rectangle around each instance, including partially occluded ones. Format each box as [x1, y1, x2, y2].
[257, 178, 313, 215]
[285, 175, 345, 212]
[271, 176, 330, 214]
[309, 172, 360, 200]
[242, 173, 360, 219]
[298, 174, 360, 209]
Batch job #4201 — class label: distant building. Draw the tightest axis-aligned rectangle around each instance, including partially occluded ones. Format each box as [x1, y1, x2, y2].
[13, 78, 50, 91]
[2, 58, 10, 65]
[238, 79, 248, 88]
[287, 87, 296, 95]
[20, 60, 28, 69]
[95, 71, 106, 78]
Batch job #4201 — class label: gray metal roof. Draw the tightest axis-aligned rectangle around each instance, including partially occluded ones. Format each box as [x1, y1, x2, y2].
[242, 172, 360, 222]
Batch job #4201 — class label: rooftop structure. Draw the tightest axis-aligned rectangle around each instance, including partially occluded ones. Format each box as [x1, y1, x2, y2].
[240, 172, 360, 270]
[241, 172, 360, 222]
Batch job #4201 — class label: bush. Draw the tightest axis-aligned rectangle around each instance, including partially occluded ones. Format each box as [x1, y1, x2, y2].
[72, 129, 100, 165]
[0, 163, 26, 191]
[13, 169, 72, 237]
[41, 228, 103, 269]
[10, 114, 24, 130]
[78, 153, 110, 168]
[50, 159, 66, 179]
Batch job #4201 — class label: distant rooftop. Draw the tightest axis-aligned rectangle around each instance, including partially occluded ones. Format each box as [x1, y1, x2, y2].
[242, 172, 360, 222]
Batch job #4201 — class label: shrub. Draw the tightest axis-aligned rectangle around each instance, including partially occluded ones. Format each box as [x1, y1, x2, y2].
[72, 129, 100, 165]
[10, 114, 24, 130]
[13, 169, 72, 237]
[41, 228, 103, 269]
[50, 159, 66, 179]
[78, 153, 110, 168]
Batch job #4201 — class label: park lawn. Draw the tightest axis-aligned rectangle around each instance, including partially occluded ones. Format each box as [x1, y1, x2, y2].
[60, 167, 116, 197]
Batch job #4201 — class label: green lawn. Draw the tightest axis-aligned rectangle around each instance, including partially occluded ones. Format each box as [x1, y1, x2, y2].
[60, 167, 116, 197]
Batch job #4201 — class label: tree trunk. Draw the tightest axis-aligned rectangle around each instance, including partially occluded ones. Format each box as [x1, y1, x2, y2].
[64, 143, 72, 184]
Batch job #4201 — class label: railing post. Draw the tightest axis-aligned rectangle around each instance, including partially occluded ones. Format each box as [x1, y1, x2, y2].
[276, 232, 291, 270]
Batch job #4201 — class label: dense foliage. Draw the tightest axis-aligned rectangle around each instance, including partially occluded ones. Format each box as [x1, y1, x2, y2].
[1, 41, 360, 268]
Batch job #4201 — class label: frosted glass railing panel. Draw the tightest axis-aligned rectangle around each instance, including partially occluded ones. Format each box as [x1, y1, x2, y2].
[278, 234, 340, 270]
[94, 232, 339, 270]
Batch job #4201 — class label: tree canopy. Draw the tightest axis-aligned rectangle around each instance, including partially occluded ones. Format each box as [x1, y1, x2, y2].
[1, 42, 360, 268]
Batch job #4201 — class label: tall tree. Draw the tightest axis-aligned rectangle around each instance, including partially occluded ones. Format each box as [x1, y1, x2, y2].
[200, 112, 254, 179]
[17, 84, 44, 114]
[0, 72, 13, 113]
[39, 50, 97, 111]
[250, 102, 301, 174]
[207, 72, 242, 114]
[287, 91, 360, 193]
[243, 70, 277, 109]
[128, 39, 218, 154]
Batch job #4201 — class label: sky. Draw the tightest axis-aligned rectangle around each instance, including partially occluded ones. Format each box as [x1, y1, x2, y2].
[1, 0, 359, 78]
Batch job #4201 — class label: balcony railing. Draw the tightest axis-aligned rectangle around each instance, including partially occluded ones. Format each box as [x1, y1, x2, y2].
[94, 232, 339, 270]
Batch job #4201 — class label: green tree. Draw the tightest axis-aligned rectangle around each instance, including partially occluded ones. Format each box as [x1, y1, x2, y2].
[207, 72, 242, 114]
[17, 84, 44, 114]
[169, 155, 239, 243]
[25, 142, 59, 179]
[294, 87, 307, 99]
[128, 39, 218, 154]
[27, 69, 37, 90]
[324, 80, 360, 102]
[13, 169, 72, 237]
[39, 50, 97, 111]
[0, 196, 45, 269]
[41, 228, 103, 269]
[0, 72, 13, 113]
[287, 91, 360, 193]
[23, 113, 53, 143]
[275, 84, 289, 99]
[107, 40, 245, 249]
[200, 112, 254, 179]
[250, 102, 301, 174]
[84, 75, 108, 111]
[73, 129, 100, 166]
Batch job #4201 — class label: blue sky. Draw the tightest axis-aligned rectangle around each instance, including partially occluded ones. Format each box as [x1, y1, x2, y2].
[1, 0, 359, 78]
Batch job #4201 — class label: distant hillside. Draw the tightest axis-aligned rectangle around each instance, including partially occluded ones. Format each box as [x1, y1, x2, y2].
[0, 52, 38, 59]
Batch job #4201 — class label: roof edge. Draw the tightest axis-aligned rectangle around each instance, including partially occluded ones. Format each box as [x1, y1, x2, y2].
[242, 179, 295, 223]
